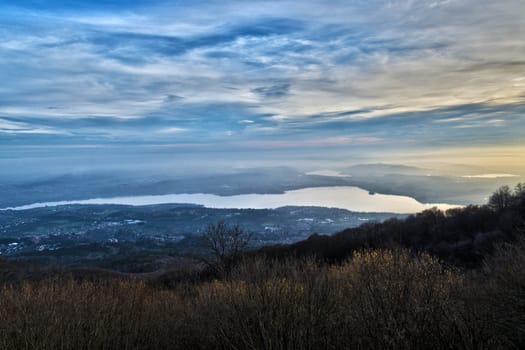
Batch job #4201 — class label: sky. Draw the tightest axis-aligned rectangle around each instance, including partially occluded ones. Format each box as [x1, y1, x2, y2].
[1, 0, 524, 177]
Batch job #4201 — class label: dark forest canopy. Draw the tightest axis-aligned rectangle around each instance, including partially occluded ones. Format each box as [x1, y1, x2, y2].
[257, 183, 525, 268]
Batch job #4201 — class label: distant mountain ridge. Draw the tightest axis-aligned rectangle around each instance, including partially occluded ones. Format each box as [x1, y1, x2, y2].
[1, 165, 521, 208]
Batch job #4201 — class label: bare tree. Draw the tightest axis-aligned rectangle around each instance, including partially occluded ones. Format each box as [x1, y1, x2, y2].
[202, 221, 252, 268]
[489, 185, 512, 211]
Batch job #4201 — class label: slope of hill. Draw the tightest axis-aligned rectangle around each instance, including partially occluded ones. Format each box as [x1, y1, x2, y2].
[258, 183, 525, 268]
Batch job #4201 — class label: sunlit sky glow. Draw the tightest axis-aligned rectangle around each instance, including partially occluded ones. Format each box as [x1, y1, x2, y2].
[1, 0, 524, 175]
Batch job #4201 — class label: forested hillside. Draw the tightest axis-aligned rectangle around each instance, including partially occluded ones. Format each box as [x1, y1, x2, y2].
[260, 184, 525, 268]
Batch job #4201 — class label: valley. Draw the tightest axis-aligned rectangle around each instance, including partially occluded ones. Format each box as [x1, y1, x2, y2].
[0, 203, 403, 270]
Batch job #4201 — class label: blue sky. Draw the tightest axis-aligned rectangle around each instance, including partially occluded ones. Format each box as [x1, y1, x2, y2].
[1, 0, 524, 175]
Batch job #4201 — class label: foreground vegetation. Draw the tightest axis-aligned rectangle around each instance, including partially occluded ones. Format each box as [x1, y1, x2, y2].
[1, 244, 524, 349]
[0, 184, 524, 349]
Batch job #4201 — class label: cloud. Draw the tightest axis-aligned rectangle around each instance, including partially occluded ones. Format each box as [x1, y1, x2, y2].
[0, 118, 67, 135]
[251, 83, 291, 98]
[0, 0, 523, 165]
[462, 174, 520, 179]
[158, 127, 188, 134]
[37, 17, 304, 65]
[234, 136, 385, 150]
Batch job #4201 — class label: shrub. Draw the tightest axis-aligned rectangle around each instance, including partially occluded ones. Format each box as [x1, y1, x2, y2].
[0, 248, 516, 349]
[331, 249, 466, 349]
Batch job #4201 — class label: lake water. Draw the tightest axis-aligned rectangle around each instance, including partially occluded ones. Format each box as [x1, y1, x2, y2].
[2, 186, 459, 213]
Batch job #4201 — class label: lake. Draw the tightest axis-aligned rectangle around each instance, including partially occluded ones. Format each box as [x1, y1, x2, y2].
[2, 186, 459, 213]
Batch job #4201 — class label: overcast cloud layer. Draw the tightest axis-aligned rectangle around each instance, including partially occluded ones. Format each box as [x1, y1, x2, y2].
[1, 0, 524, 174]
